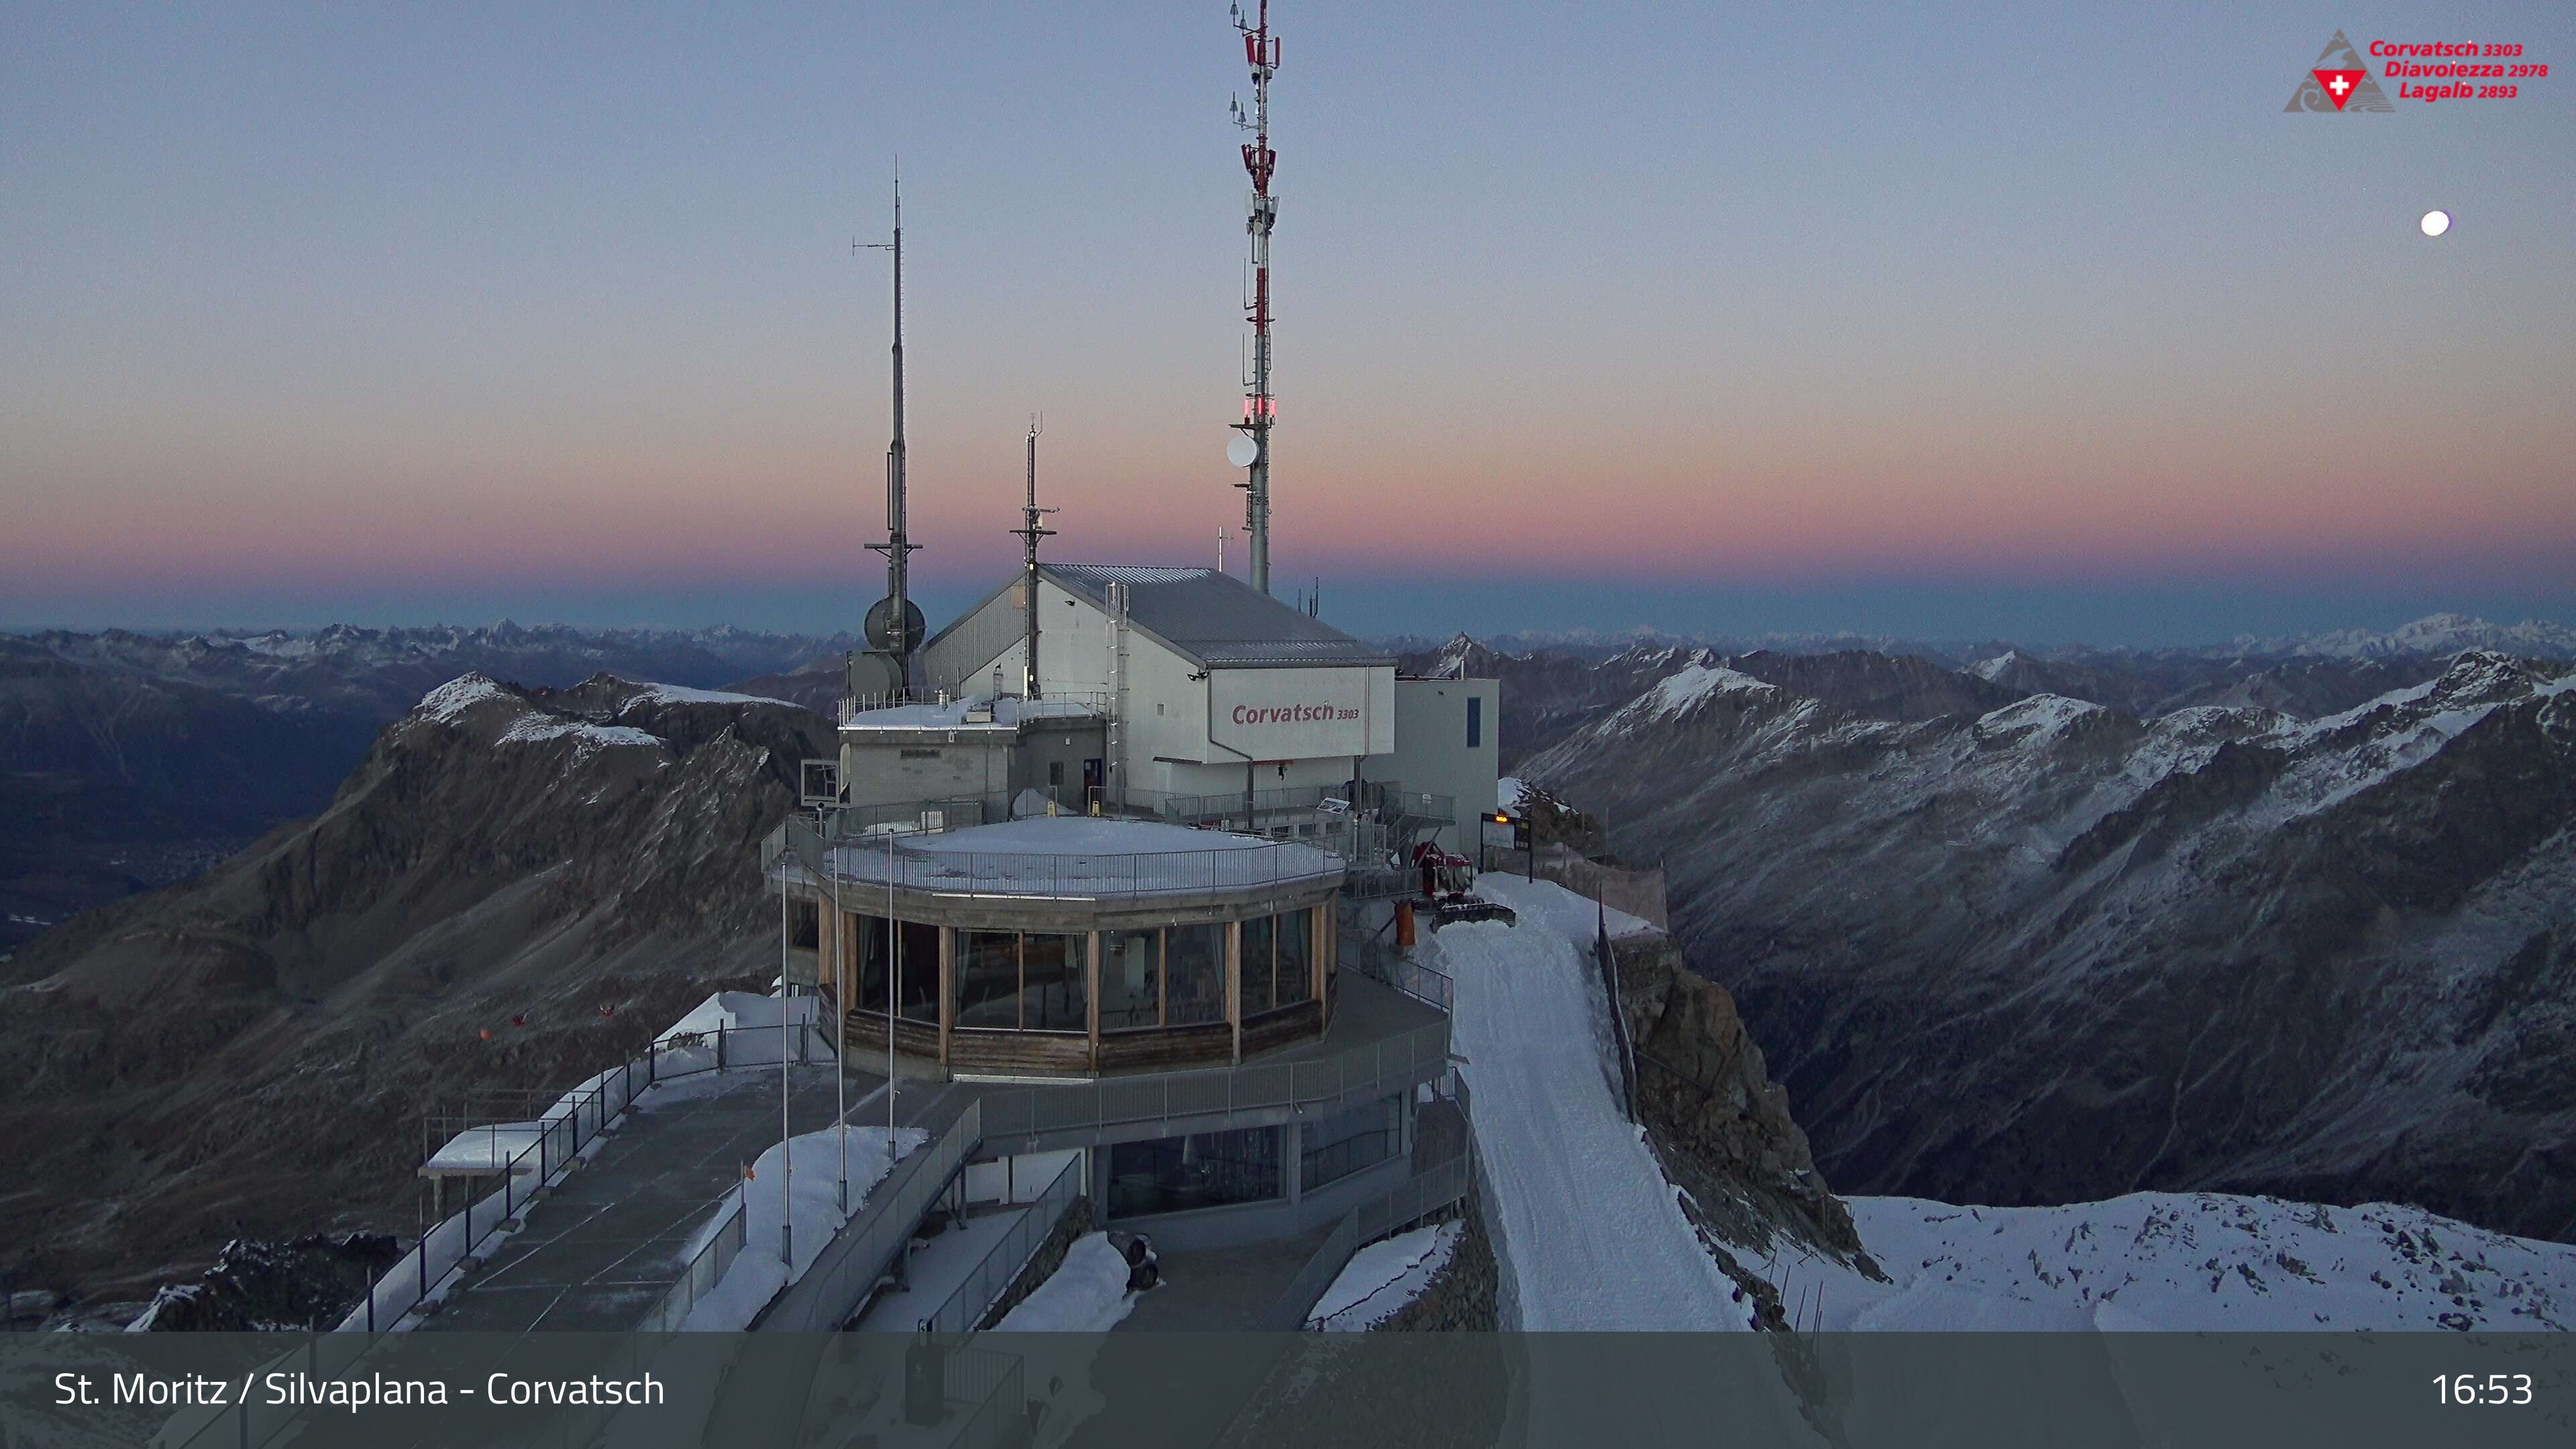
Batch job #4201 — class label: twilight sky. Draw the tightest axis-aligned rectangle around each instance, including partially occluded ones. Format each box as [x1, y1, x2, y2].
[5, 2, 2571, 645]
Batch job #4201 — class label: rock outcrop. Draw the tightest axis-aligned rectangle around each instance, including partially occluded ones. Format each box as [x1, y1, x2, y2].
[0, 674, 831, 1311]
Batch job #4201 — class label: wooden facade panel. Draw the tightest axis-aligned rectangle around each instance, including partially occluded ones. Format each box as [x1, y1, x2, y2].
[1096, 1022, 1236, 1073]
[948, 1028, 1092, 1075]
[843, 1011, 941, 1061]
[1241, 998, 1324, 1057]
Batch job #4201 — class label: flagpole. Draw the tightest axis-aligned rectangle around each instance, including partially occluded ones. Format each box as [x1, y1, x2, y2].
[834, 818, 847, 1216]
[779, 859, 793, 1267]
[888, 828, 899, 1169]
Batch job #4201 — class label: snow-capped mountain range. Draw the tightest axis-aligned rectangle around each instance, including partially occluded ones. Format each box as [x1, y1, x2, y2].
[1519, 645, 2576, 1246]
[2232, 612, 2576, 661]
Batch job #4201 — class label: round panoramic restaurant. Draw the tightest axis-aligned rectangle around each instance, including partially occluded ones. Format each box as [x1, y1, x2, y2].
[785, 816, 1346, 1078]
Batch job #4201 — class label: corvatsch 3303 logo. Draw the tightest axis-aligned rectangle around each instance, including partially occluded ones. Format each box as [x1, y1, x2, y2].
[2287, 30, 2394, 111]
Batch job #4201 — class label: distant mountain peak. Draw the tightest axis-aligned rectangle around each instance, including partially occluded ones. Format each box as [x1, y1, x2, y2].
[2241, 614, 2576, 661]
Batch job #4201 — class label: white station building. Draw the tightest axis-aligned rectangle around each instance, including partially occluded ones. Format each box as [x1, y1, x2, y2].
[833, 563, 1497, 850]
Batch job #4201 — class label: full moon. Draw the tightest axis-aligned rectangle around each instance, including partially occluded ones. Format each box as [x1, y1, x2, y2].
[2420, 209, 2451, 237]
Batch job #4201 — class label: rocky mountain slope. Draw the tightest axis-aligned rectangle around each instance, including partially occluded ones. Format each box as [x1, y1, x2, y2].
[1517, 648, 2576, 1244]
[0, 623, 851, 954]
[0, 674, 830, 1311]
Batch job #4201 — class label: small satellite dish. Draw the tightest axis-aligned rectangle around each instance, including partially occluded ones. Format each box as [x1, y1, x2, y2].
[1226, 434, 1259, 468]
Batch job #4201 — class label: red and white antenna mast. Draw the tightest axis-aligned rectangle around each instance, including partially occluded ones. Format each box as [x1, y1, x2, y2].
[1228, 1, 1281, 595]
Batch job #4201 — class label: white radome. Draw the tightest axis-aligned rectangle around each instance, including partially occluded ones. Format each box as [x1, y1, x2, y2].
[2420, 209, 2451, 237]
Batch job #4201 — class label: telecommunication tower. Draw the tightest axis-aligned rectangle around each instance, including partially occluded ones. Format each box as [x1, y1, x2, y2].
[1010, 415, 1057, 697]
[1227, 1, 1281, 595]
[853, 174, 923, 703]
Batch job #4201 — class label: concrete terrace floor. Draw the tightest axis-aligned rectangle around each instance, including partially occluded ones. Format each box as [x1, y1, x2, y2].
[417, 972, 1442, 1336]
[419, 1063, 953, 1333]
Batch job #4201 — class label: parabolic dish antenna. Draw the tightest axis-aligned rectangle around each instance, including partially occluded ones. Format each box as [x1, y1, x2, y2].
[1226, 433, 1259, 468]
[863, 595, 928, 653]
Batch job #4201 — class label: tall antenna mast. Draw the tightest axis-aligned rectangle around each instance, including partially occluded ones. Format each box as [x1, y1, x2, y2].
[1228, 0, 1281, 595]
[1010, 414, 1056, 698]
[857, 169, 921, 700]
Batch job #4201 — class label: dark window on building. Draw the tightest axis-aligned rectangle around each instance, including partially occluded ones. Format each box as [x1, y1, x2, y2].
[1276, 907, 1314, 1007]
[1165, 922, 1226, 1026]
[1048, 760, 1065, 790]
[955, 931, 1022, 1029]
[1466, 695, 1483, 749]
[1238, 915, 1276, 1016]
[1108, 1126, 1283, 1218]
[1301, 1095, 1401, 1193]
[852, 916, 940, 1023]
[1021, 933, 1087, 1032]
[1099, 929, 1161, 1030]
[788, 899, 820, 950]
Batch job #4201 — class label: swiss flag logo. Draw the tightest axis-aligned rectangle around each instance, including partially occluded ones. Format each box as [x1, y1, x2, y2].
[2312, 69, 2367, 109]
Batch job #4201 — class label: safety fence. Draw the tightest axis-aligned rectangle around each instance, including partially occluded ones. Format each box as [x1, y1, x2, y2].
[940, 1344, 1028, 1449]
[1345, 930, 1455, 1012]
[972, 1018, 1451, 1142]
[639, 1188, 748, 1334]
[918, 1153, 1085, 1334]
[757, 1099, 985, 1332]
[1266, 1150, 1475, 1331]
[154, 1017, 831, 1447]
[1489, 841, 1670, 932]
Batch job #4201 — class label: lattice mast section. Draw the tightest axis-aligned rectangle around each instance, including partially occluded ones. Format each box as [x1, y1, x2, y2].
[1010, 416, 1057, 697]
[1228, 1, 1282, 594]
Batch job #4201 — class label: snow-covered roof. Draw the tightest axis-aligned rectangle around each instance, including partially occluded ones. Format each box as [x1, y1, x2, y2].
[924, 564, 1393, 671]
[813, 815, 1344, 899]
[899, 816, 1293, 857]
[842, 694, 1102, 732]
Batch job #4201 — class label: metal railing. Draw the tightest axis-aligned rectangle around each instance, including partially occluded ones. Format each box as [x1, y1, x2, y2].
[941, 1345, 1028, 1449]
[639, 1188, 748, 1333]
[918, 1154, 1085, 1334]
[1266, 1151, 1474, 1331]
[841, 689, 1112, 727]
[757, 1099, 985, 1332]
[804, 837, 1348, 902]
[973, 1018, 1452, 1142]
[1346, 932, 1455, 1012]
[158, 1017, 822, 1448]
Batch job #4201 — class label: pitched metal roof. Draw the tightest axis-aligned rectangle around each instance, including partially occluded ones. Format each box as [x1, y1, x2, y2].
[1040, 564, 1393, 669]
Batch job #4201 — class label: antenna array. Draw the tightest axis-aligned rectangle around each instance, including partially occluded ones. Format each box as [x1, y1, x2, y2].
[1226, 1, 1282, 595]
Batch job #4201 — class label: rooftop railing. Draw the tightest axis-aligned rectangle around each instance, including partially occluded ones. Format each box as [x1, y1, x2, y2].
[818, 839, 1346, 901]
[973, 1017, 1452, 1141]
[839, 689, 1113, 727]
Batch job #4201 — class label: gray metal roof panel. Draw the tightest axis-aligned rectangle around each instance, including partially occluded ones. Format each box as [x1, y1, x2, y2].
[1040, 564, 1394, 668]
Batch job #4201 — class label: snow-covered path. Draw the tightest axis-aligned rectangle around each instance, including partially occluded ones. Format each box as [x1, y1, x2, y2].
[1444, 877, 1825, 1446]
[1444, 875, 1744, 1330]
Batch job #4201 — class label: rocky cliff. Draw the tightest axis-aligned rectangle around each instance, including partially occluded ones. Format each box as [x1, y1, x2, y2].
[0, 674, 830, 1311]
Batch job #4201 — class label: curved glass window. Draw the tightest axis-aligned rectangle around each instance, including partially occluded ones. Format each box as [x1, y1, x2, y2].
[1022, 933, 1087, 1031]
[1238, 908, 1314, 1016]
[1166, 922, 1226, 1026]
[1099, 929, 1161, 1030]
[955, 931, 1022, 1029]
[1275, 908, 1314, 1008]
[852, 914, 939, 1023]
[954, 930, 1089, 1031]
[1239, 915, 1277, 1016]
